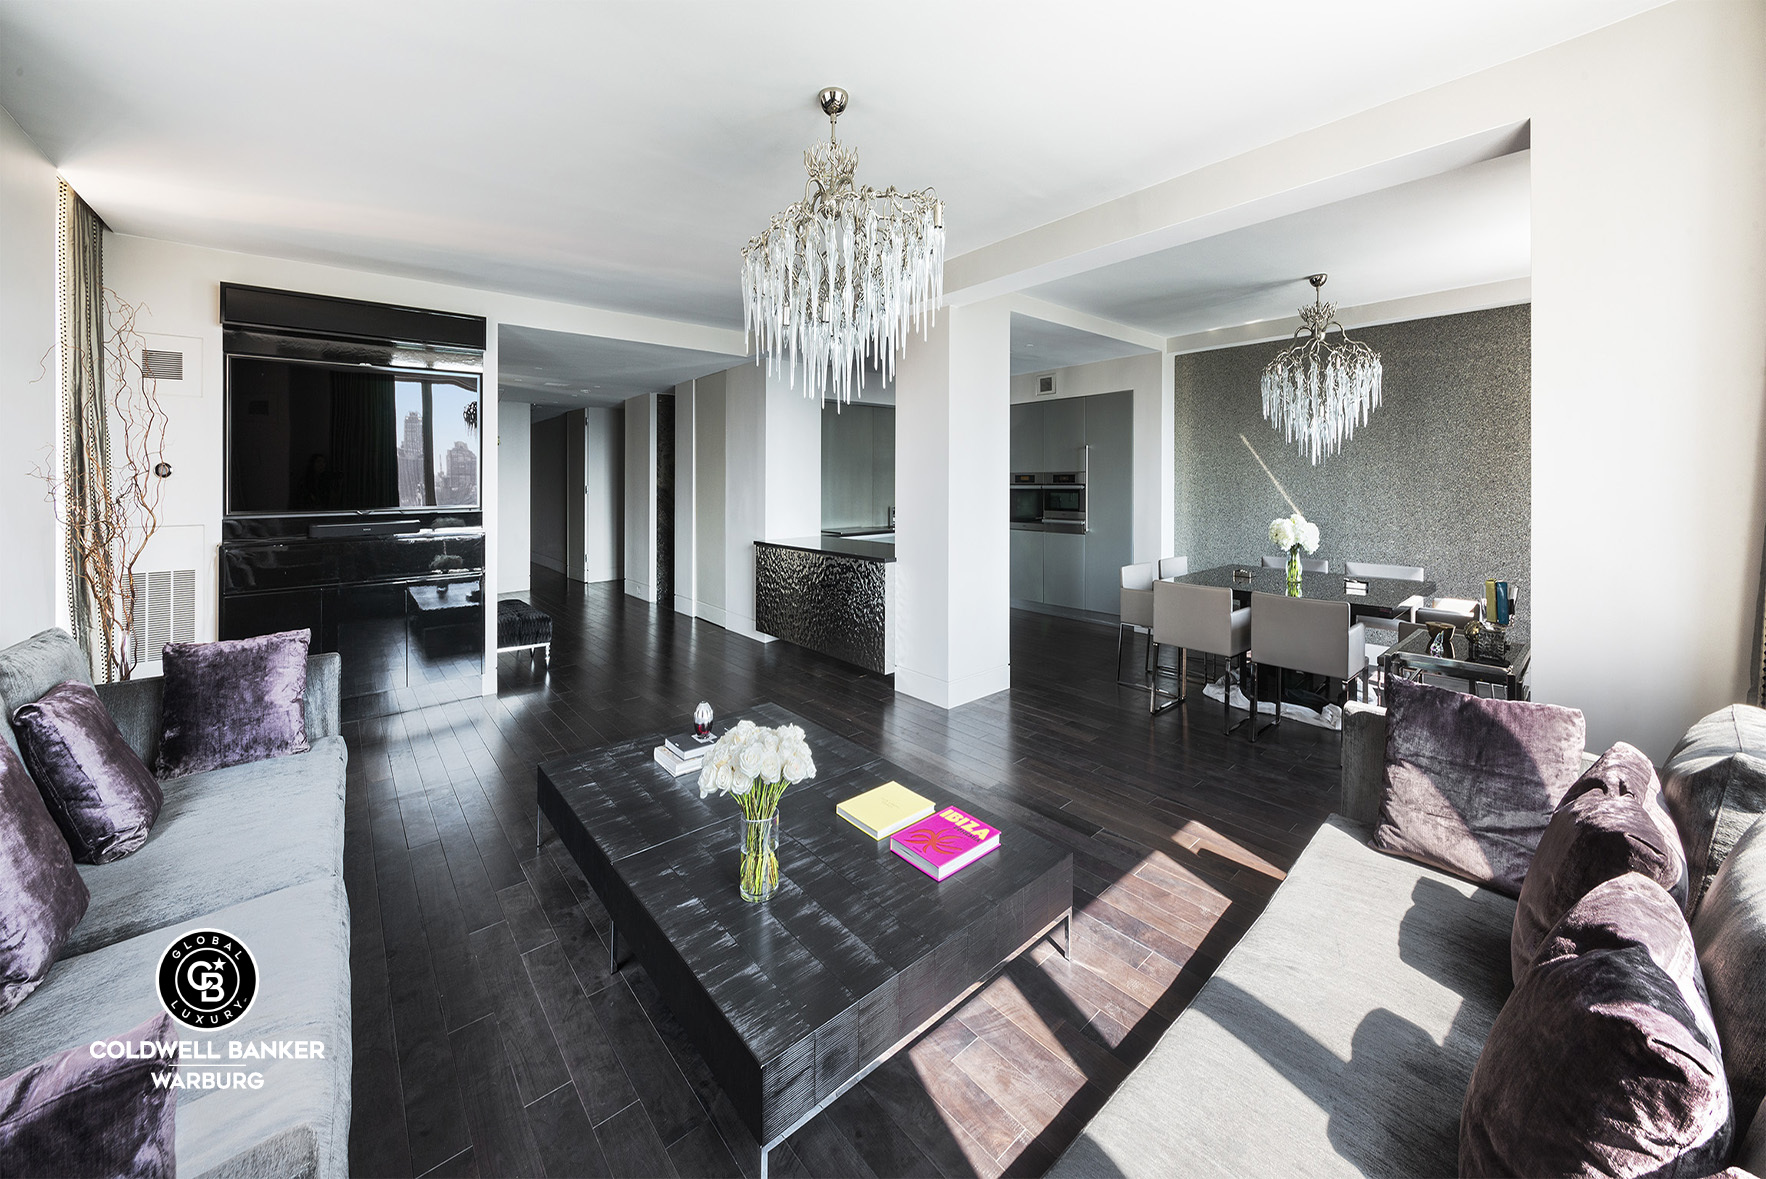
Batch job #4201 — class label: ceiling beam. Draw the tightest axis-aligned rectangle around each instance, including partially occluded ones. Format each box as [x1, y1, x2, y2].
[943, 118, 1530, 309]
[1003, 295, 1165, 353]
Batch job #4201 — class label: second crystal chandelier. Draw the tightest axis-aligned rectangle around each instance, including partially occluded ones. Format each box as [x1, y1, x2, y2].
[1261, 274, 1384, 465]
[741, 87, 945, 407]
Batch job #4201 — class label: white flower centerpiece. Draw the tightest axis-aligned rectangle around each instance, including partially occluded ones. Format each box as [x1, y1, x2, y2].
[698, 720, 816, 902]
[1269, 512, 1321, 596]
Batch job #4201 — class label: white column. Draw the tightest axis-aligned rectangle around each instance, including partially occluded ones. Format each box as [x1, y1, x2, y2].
[497, 400, 531, 596]
[894, 300, 1012, 708]
[623, 392, 658, 601]
[480, 327, 500, 695]
[719, 361, 821, 641]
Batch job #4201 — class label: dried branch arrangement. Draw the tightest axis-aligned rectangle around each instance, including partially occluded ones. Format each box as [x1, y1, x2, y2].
[34, 291, 170, 681]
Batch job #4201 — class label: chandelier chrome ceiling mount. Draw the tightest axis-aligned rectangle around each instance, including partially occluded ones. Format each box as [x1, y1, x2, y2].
[741, 87, 945, 407]
[1260, 273, 1384, 465]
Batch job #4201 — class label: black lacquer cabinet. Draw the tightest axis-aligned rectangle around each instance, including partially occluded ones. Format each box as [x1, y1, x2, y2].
[219, 531, 486, 712]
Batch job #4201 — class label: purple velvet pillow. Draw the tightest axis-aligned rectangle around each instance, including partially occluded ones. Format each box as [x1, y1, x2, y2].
[156, 629, 311, 779]
[0, 738, 88, 1015]
[1511, 742, 1687, 983]
[0, 1012, 177, 1178]
[13, 680, 163, 864]
[1372, 678, 1587, 896]
[1461, 874, 1732, 1178]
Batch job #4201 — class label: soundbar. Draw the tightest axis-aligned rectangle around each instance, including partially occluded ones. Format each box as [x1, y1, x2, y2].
[308, 518, 422, 539]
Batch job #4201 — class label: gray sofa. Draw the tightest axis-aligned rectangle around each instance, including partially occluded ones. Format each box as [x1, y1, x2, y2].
[0, 628, 351, 1179]
[1053, 700, 1766, 1178]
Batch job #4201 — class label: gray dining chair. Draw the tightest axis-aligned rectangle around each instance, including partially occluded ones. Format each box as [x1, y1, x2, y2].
[1117, 562, 1158, 689]
[1150, 580, 1252, 732]
[1262, 554, 1328, 573]
[1159, 556, 1189, 579]
[1247, 591, 1368, 741]
[1343, 560, 1425, 582]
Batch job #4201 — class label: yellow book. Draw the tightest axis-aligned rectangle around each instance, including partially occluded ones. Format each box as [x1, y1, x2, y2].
[836, 781, 935, 840]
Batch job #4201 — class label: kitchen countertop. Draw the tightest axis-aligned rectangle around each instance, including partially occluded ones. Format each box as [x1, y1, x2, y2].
[757, 535, 896, 563]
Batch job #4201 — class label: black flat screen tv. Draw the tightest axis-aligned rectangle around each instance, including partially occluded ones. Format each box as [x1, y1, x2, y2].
[226, 356, 481, 516]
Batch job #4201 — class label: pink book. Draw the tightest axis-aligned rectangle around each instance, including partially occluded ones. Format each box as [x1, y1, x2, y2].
[890, 806, 1001, 881]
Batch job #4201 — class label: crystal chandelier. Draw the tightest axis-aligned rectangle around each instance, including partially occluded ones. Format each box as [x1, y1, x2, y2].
[741, 87, 944, 406]
[1260, 274, 1383, 465]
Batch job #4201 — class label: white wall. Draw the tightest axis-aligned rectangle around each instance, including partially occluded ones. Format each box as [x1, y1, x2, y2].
[582, 406, 622, 582]
[672, 379, 696, 616]
[0, 109, 60, 647]
[721, 364, 767, 638]
[1009, 351, 1170, 563]
[622, 392, 657, 601]
[693, 371, 727, 622]
[497, 400, 531, 595]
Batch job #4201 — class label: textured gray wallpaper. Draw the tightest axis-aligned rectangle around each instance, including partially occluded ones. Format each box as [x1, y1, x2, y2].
[1174, 304, 1530, 632]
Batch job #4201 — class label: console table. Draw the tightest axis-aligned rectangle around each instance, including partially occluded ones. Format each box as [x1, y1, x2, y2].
[535, 703, 1072, 1177]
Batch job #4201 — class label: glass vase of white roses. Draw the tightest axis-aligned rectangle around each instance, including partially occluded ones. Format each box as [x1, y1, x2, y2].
[1268, 512, 1321, 596]
[697, 721, 816, 902]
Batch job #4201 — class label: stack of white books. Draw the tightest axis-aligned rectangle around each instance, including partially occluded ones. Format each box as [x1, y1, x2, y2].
[653, 729, 719, 777]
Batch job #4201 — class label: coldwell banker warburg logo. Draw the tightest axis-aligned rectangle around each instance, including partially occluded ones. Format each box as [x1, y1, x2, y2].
[158, 930, 257, 1029]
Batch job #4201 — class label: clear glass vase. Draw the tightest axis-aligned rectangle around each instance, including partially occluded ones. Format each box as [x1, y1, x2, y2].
[738, 811, 780, 903]
[1286, 547, 1303, 596]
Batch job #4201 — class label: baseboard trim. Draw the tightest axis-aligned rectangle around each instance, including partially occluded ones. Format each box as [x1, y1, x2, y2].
[895, 663, 1011, 710]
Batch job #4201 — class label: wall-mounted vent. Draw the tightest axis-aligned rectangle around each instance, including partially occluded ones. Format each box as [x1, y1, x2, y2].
[141, 349, 184, 382]
[131, 569, 196, 664]
[1036, 373, 1058, 397]
[140, 334, 201, 398]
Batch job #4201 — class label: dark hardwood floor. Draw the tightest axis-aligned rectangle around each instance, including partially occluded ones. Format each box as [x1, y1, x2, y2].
[345, 569, 1345, 1178]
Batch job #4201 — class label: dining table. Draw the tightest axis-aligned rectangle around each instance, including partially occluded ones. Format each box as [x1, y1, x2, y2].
[1165, 563, 1438, 621]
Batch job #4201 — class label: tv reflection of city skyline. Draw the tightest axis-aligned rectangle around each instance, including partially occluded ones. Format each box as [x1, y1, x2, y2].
[396, 390, 478, 508]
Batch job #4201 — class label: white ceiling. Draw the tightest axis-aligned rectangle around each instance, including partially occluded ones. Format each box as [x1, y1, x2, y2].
[0, 0, 1659, 336]
[1011, 315, 1155, 376]
[498, 325, 743, 409]
[1028, 150, 1533, 339]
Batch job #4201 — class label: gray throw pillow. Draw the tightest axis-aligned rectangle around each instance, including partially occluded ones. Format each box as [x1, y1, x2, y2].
[1372, 678, 1587, 896]
[0, 739, 89, 1014]
[0, 629, 92, 753]
[1511, 742, 1687, 984]
[156, 629, 311, 779]
[1462, 874, 1732, 1178]
[1692, 814, 1766, 1136]
[1662, 704, 1766, 915]
[0, 1012, 177, 1177]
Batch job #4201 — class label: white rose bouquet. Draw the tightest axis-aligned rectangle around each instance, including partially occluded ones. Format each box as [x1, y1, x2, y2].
[1269, 512, 1320, 554]
[698, 720, 816, 901]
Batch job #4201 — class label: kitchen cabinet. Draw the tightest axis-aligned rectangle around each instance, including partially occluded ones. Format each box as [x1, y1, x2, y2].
[1010, 529, 1044, 602]
[1042, 398, 1086, 471]
[1043, 532, 1086, 608]
[1081, 392, 1134, 613]
[1010, 403, 1045, 471]
[1006, 389, 1135, 618]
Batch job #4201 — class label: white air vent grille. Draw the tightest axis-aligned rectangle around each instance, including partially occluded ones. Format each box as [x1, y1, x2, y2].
[141, 349, 184, 381]
[1036, 373, 1057, 397]
[131, 569, 196, 663]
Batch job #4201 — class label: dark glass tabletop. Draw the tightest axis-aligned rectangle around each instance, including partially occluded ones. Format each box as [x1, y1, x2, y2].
[1169, 564, 1437, 613]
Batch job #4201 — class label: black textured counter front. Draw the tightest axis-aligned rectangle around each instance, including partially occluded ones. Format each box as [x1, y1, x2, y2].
[758, 536, 895, 563]
[754, 543, 891, 673]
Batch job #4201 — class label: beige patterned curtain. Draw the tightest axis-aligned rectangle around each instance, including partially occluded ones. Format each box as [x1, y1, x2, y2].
[57, 181, 113, 680]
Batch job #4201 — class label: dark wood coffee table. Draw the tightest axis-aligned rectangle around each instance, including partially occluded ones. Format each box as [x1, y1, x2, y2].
[535, 703, 1073, 1178]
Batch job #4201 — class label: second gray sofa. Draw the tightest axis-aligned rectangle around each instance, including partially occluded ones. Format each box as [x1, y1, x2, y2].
[1052, 700, 1766, 1178]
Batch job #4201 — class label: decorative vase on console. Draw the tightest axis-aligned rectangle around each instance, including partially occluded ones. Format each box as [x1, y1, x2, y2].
[1269, 512, 1321, 597]
[697, 721, 817, 902]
